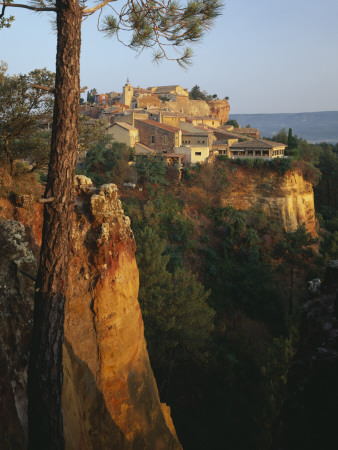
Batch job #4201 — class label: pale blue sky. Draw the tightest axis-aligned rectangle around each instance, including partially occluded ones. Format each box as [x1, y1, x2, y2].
[1, 0, 338, 113]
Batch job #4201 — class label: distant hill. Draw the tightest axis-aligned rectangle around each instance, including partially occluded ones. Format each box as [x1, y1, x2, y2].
[229, 111, 338, 144]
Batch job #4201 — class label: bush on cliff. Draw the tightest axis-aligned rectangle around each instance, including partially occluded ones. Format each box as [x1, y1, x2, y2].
[81, 141, 135, 185]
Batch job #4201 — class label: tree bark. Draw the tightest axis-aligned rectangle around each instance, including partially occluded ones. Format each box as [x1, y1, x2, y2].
[27, 0, 81, 448]
[3, 136, 14, 175]
[289, 263, 294, 315]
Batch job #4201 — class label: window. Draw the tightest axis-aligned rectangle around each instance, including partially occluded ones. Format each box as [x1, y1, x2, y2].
[195, 152, 201, 156]
[164, 135, 168, 144]
[151, 136, 155, 143]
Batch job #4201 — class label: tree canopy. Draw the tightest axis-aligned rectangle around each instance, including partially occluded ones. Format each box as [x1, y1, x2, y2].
[189, 84, 215, 100]
[0, 67, 54, 174]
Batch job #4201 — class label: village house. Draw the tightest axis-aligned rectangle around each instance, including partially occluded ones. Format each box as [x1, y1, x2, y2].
[106, 122, 139, 148]
[134, 142, 185, 168]
[213, 128, 254, 143]
[133, 119, 211, 165]
[188, 115, 221, 128]
[134, 119, 182, 152]
[212, 139, 239, 157]
[94, 93, 109, 106]
[177, 129, 210, 164]
[229, 139, 286, 158]
[114, 110, 149, 126]
[147, 85, 189, 102]
[148, 111, 188, 128]
[231, 127, 260, 139]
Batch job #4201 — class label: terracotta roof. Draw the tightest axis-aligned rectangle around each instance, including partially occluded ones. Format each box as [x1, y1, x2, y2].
[181, 130, 208, 136]
[113, 122, 138, 132]
[190, 115, 220, 121]
[161, 111, 187, 117]
[234, 128, 259, 133]
[230, 139, 287, 149]
[214, 129, 254, 140]
[137, 119, 180, 133]
[195, 124, 218, 133]
[148, 85, 182, 93]
[162, 153, 185, 159]
[135, 143, 156, 154]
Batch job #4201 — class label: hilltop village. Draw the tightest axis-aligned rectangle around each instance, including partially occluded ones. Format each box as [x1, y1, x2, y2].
[80, 82, 286, 166]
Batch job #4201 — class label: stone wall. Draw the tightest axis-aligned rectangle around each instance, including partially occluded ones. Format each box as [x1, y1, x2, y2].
[164, 98, 210, 116]
[137, 96, 162, 109]
[163, 98, 230, 123]
[135, 119, 178, 152]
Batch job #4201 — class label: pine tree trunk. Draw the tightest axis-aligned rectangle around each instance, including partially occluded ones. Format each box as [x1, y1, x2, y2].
[289, 263, 294, 315]
[27, 0, 81, 448]
[4, 136, 14, 175]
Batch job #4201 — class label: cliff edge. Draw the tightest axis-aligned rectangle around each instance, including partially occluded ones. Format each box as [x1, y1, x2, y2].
[220, 167, 317, 235]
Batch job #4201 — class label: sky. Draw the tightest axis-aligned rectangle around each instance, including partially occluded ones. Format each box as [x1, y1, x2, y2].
[1, 0, 338, 114]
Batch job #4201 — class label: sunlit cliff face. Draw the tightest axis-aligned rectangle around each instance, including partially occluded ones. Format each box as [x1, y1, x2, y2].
[220, 168, 317, 236]
[63, 178, 181, 449]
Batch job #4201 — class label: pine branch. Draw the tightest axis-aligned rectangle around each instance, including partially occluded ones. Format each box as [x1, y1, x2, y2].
[0, 2, 56, 12]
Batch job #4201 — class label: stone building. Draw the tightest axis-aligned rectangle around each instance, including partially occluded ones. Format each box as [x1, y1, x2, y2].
[106, 122, 139, 148]
[134, 119, 182, 152]
[229, 139, 286, 158]
[212, 139, 239, 157]
[121, 82, 134, 107]
[230, 127, 260, 139]
[94, 93, 109, 106]
[148, 85, 189, 102]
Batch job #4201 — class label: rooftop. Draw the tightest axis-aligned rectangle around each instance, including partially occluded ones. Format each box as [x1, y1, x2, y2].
[112, 122, 138, 132]
[137, 119, 180, 133]
[230, 139, 287, 149]
[181, 130, 208, 136]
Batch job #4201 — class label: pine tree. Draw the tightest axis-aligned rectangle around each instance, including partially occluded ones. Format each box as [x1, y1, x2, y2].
[273, 224, 317, 314]
[0, 0, 223, 447]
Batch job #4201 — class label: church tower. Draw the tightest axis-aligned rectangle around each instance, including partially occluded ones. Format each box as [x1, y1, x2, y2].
[121, 80, 133, 107]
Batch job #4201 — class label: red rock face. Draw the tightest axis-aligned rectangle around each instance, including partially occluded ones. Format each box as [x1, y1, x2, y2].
[63, 179, 181, 449]
[207, 100, 230, 124]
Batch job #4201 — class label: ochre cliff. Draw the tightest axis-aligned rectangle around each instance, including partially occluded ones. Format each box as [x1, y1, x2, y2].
[220, 167, 317, 235]
[163, 97, 230, 123]
[63, 178, 180, 449]
[0, 176, 181, 450]
[207, 99, 230, 124]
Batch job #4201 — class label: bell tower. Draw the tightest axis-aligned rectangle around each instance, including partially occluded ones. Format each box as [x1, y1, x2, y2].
[121, 79, 133, 107]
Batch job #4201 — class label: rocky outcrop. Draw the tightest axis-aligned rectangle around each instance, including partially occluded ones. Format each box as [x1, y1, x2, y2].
[64, 178, 180, 449]
[161, 98, 230, 124]
[277, 261, 338, 450]
[0, 176, 181, 449]
[207, 99, 230, 124]
[0, 221, 37, 449]
[220, 167, 317, 234]
[164, 98, 210, 116]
